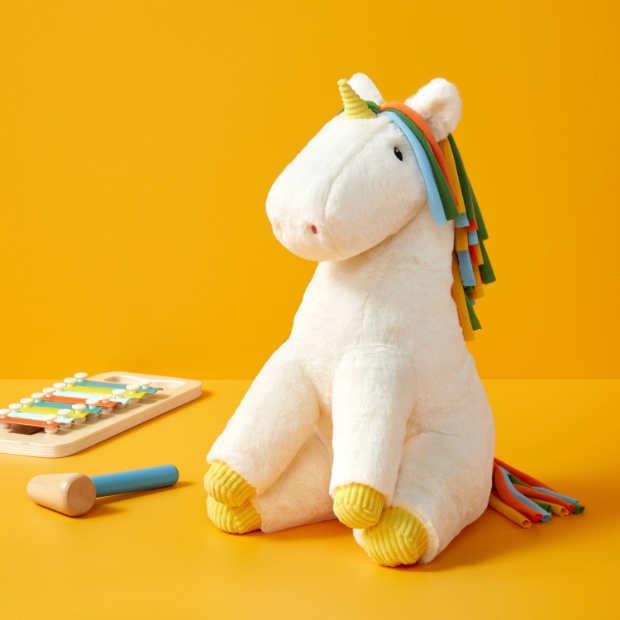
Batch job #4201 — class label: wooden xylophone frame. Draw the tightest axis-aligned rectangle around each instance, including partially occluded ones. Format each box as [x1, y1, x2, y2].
[0, 372, 202, 458]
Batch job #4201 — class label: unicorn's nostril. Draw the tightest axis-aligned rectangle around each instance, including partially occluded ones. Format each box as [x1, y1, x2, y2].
[310, 225, 318, 235]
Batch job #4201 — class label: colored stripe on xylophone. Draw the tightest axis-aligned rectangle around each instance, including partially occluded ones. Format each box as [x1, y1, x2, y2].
[54, 390, 132, 405]
[0, 407, 65, 432]
[21, 403, 103, 415]
[6, 401, 95, 423]
[75, 380, 160, 394]
[61, 385, 149, 399]
[53, 374, 158, 403]
[0, 416, 61, 432]
[7, 411, 75, 424]
[2, 401, 110, 429]
[7, 401, 100, 423]
[43, 395, 119, 408]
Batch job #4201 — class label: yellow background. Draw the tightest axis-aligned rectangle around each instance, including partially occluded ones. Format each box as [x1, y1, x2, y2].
[1, 0, 619, 379]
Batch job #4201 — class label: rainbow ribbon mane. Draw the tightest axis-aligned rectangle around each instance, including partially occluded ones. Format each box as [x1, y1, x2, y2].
[363, 99, 496, 340]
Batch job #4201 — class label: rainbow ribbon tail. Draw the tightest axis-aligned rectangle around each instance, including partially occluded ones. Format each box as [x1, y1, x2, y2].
[489, 457, 585, 528]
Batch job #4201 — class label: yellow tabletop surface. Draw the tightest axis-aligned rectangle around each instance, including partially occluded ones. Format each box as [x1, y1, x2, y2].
[0, 379, 618, 619]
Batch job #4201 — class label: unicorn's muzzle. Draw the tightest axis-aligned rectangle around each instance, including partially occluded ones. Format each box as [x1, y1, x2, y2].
[267, 212, 344, 262]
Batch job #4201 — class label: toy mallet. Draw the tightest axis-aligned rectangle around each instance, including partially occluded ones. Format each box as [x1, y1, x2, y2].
[27, 464, 179, 516]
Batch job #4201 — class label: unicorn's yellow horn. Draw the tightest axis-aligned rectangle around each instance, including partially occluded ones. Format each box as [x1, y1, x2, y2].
[338, 79, 375, 120]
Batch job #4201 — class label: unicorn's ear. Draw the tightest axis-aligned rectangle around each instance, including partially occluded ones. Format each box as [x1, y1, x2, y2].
[405, 78, 462, 141]
[348, 73, 385, 105]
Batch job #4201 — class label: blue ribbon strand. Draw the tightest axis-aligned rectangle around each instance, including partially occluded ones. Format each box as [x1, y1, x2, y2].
[499, 466, 551, 521]
[383, 111, 447, 227]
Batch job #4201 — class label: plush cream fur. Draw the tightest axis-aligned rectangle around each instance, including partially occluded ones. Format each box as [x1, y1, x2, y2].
[405, 78, 462, 142]
[207, 74, 494, 563]
[348, 72, 385, 106]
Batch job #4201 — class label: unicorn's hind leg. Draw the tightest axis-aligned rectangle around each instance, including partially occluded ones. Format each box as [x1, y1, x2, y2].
[253, 432, 334, 532]
[354, 428, 493, 566]
[207, 433, 334, 534]
[205, 342, 319, 510]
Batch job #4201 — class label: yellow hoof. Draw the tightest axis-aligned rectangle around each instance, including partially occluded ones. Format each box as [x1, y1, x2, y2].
[204, 461, 255, 507]
[333, 483, 385, 529]
[206, 496, 261, 534]
[361, 507, 428, 567]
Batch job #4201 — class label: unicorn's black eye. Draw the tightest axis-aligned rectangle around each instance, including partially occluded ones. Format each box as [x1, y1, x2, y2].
[393, 147, 403, 161]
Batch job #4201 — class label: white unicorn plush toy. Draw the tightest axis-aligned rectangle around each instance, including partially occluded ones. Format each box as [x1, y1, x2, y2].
[205, 73, 497, 567]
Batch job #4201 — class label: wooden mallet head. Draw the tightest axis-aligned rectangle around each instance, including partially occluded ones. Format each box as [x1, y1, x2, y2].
[27, 473, 97, 517]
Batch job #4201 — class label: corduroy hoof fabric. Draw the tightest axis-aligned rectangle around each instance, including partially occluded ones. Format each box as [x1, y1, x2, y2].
[333, 483, 385, 529]
[204, 461, 256, 507]
[361, 507, 428, 567]
[206, 496, 261, 534]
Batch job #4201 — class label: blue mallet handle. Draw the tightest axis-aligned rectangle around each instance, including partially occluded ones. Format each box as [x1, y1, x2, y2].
[91, 464, 179, 497]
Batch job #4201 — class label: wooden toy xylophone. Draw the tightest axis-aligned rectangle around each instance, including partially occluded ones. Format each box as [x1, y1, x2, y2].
[0, 372, 202, 458]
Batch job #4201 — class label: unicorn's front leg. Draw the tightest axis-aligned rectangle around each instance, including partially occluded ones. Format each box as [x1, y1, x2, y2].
[330, 346, 415, 530]
[205, 342, 319, 531]
[354, 394, 494, 567]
